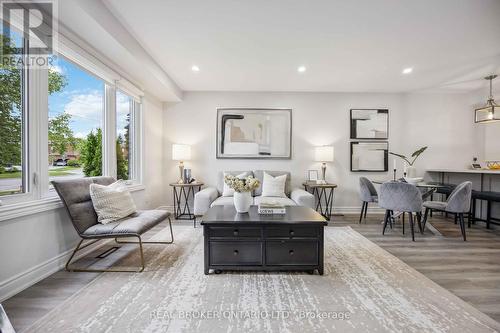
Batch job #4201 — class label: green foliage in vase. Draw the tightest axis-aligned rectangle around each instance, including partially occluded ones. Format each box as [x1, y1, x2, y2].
[389, 146, 428, 166]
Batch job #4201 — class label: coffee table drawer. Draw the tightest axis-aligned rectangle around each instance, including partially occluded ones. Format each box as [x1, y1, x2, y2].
[266, 241, 318, 265]
[210, 241, 262, 265]
[209, 227, 261, 238]
[265, 226, 319, 238]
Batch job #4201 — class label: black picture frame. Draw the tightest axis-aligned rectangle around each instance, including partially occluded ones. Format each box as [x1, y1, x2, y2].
[350, 109, 389, 140]
[350, 141, 388, 172]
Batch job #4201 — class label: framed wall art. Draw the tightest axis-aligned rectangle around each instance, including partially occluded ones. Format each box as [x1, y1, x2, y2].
[216, 108, 292, 159]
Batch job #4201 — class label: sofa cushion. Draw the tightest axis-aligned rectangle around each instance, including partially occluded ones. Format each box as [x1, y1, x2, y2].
[261, 172, 287, 197]
[210, 196, 242, 207]
[217, 171, 253, 194]
[82, 210, 170, 238]
[254, 196, 296, 206]
[253, 170, 291, 196]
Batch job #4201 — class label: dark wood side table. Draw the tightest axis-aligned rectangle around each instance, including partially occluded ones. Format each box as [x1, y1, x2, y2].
[169, 182, 203, 227]
[303, 182, 338, 221]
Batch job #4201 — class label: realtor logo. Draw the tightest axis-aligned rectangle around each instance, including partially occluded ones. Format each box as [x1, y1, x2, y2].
[1, 0, 57, 67]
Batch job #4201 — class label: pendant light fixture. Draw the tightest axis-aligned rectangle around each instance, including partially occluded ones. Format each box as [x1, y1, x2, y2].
[475, 75, 499, 123]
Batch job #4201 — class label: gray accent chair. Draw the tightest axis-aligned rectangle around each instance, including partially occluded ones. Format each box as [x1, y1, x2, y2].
[379, 181, 423, 241]
[358, 177, 378, 223]
[194, 170, 314, 216]
[52, 177, 173, 273]
[422, 181, 472, 241]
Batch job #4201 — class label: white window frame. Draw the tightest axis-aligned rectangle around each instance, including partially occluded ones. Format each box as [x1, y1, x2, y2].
[0, 22, 145, 217]
[115, 90, 143, 185]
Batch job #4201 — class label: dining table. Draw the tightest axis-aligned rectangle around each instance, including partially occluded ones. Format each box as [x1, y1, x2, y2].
[371, 180, 449, 200]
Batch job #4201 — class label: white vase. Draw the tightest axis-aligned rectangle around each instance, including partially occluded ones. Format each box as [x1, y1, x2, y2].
[407, 166, 417, 178]
[234, 191, 252, 213]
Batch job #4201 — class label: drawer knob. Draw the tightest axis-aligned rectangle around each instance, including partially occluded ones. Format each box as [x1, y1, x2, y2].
[233, 230, 239, 236]
[233, 250, 239, 255]
[289, 230, 295, 236]
[289, 250, 294, 255]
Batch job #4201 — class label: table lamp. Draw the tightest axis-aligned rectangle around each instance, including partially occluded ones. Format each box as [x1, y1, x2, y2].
[315, 146, 334, 183]
[172, 144, 191, 183]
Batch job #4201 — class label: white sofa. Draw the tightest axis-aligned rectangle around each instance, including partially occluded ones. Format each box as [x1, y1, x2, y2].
[194, 170, 315, 216]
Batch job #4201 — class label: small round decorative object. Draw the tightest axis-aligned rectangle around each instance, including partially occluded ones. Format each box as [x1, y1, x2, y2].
[486, 161, 500, 170]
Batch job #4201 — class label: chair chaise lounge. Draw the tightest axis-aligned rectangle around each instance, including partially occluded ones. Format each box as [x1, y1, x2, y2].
[53, 176, 173, 272]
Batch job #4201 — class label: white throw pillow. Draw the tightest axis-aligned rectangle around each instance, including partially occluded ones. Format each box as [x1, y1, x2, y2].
[222, 172, 249, 196]
[261, 172, 287, 197]
[89, 180, 137, 224]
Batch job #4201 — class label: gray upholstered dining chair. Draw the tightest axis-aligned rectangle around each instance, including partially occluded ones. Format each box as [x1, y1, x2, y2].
[422, 181, 472, 241]
[358, 177, 378, 223]
[379, 181, 423, 241]
[52, 176, 173, 273]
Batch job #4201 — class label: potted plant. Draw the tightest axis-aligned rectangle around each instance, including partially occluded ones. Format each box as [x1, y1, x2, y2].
[224, 175, 261, 213]
[389, 146, 428, 178]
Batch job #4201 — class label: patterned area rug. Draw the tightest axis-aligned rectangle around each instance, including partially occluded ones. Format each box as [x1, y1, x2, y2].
[26, 226, 500, 332]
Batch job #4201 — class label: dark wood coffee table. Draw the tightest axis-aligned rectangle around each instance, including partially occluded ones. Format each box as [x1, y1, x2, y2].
[201, 205, 327, 275]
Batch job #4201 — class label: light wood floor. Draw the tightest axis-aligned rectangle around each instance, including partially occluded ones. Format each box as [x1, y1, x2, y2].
[3, 214, 500, 331]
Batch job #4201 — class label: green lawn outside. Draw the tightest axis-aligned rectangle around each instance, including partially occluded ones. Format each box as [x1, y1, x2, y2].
[0, 166, 81, 179]
[0, 172, 21, 179]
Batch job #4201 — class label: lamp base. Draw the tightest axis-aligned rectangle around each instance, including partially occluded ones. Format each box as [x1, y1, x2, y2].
[178, 161, 185, 184]
[321, 162, 327, 182]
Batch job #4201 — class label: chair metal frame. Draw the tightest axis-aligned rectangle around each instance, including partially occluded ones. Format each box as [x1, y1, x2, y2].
[65, 216, 174, 273]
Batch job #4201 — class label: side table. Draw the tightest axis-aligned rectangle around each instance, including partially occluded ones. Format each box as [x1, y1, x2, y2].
[303, 182, 338, 221]
[169, 182, 204, 227]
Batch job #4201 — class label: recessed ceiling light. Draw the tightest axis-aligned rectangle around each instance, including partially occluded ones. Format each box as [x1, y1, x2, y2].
[297, 66, 306, 73]
[191, 65, 200, 72]
[402, 67, 413, 74]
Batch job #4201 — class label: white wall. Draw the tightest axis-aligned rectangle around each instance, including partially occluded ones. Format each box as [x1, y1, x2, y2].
[163, 91, 486, 211]
[0, 93, 166, 301]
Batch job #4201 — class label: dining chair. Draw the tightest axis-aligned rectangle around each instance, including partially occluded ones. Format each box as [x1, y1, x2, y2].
[422, 181, 472, 241]
[379, 181, 423, 241]
[358, 177, 378, 223]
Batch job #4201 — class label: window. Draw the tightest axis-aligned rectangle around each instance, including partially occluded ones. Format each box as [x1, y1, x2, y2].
[116, 90, 140, 182]
[48, 56, 104, 186]
[116, 90, 131, 180]
[0, 18, 142, 208]
[0, 26, 26, 197]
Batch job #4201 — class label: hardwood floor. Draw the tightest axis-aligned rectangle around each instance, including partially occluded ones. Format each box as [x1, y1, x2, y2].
[3, 214, 500, 331]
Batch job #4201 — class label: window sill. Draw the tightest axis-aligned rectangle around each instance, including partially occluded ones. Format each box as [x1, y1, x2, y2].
[0, 183, 146, 222]
[0, 197, 64, 222]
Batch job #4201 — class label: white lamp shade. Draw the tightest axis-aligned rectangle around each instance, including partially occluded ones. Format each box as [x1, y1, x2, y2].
[315, 146, 334, 162]
[172, 144, 191, 161]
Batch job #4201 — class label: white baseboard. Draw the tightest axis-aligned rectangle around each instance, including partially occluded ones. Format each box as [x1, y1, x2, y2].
[0, 238, 109, 303]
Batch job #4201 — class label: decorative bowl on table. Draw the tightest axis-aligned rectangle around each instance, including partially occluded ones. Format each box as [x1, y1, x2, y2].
[404, 177, 423, 185]
[486, 161, 500, 170]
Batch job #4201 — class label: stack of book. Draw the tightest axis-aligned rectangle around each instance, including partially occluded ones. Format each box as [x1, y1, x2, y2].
[258, 202, 286, 215]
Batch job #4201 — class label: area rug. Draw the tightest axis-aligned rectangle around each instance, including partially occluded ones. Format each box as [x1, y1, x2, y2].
[26, 225, 500, 333]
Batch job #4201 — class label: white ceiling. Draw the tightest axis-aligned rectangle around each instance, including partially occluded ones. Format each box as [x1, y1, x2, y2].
[101, 0, 500, 94]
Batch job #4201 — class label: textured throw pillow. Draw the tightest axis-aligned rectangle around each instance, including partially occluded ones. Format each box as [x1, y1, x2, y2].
[89, 180, 137, 224]
[261, 172, 287, 197]
[222, 172, 249, 196]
